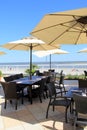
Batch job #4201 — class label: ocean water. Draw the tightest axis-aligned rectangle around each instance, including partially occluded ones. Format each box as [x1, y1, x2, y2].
[0, 61, 87, 75]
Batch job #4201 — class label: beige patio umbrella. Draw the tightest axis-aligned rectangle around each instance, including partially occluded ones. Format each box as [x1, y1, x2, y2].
[78, 48, 87, 53]
[33, 49, 69, 69]
[1, 36, 59, 79]
[31, 8, 87, 45]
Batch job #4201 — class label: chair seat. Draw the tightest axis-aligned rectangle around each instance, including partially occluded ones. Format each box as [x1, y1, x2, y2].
[77, 118, 87, 122]
[76, 118, 87, 125]
[50, 99, 71, 106]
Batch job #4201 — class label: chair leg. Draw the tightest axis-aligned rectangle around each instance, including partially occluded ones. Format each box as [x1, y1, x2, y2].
[60, 89, 62, 96]
[43, 93, 46, 99]
[39, 94, 42, 103]
[71, 100, 74, 114]
[4, 99, 7, 109]
[21, 97, 23, 104]
[46, 104, 50, 118]
[65, 107, 68, 123]
[15, 99, 18, 110]
[73, 116, 77, 130]
[10, 100, 12, 104]
[44, 87, 48, 98]
[63, 87, 66, 94]
[53, 105, 55, 111]
[21, 89, 24, 104]
[70, 102, 72, 113]
[45, 90, 48, 98]
[65, 105, 70, 123]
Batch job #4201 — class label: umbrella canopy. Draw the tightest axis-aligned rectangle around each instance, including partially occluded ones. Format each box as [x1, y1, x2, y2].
[33, 49, 69, 57]
[33, 49, 69, 69]
[1, 36, 59, 79]
[31, 8, 87, 45]
[78, 48, 87, 53]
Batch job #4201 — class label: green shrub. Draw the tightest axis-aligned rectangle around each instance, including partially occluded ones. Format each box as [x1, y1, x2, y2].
[65, 74, 84, 80]
[25, 64, 38, 75]
[0, 70, 3, 77]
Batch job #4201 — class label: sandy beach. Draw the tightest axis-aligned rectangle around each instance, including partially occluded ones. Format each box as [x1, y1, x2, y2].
[0, 61, 86, 76]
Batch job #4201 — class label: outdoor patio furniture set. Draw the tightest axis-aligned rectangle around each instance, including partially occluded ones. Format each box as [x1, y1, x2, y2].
[1, 72, 87, 129]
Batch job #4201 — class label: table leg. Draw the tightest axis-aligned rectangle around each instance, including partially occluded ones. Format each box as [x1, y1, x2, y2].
[28, 85, 32, 104]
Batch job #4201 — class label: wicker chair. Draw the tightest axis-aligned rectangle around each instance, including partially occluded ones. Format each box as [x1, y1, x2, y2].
[4, 74, 24, 98]
[30, 78, 47, 103]
[0, 81, 23, 110]
[84, 70, 87, 79]
[73, 93, 87, 128]
[55, 75, 66, 96]
[46, 82, 71, 123]
[78, 79, 87, 88]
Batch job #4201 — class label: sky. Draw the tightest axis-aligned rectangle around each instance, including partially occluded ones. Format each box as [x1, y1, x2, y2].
[0, 0, 87, 63]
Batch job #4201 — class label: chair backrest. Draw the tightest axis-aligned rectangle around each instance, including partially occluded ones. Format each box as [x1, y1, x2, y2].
[39, 78, 47, 93]
[59, 75, 64, 85]
[0, 81, 17, 99]
[48, 69, 55, 72]
[46, 76, 51, 83]
[73, 93, 87, 114]
[47, 82, 56, 98]
[4, 76, 14, 82]
[60, 70, 63, 76]
[84, 70, 87, 75]
[35, 70, 40, 75]
[4, 73, 23, 82]
[78, 79, 87, 88]
[16, 73, 23, 79]
[38, 72, 44, 76]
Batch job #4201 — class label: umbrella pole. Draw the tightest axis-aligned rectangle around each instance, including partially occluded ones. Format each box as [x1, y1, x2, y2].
[50, 54, 51, 70]
[30, 44, 32, 79]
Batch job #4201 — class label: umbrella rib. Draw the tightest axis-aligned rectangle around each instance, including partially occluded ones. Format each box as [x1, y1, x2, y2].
[48, 22, 78, 45]
[61, 15, 87, 32]
[8, 44, 21, 50]
[61, 24, 84, 32]
[75, 25, 85, 44]
[33, 43, 58, 50]
[31, 19, 78, 34]
[78, 23, 87, 32]
[73, 15, 87, 32]
[33, 44, 47, 50]
[49, 13, 83, 17]
[8, 43, 32, 50]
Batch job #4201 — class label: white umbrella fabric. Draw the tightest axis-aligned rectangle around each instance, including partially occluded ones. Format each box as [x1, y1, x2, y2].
[31, 8, 87, 45]
[78, 48, 87, 53]
[1, 36, 59, 79]
[33, 49, 69, 69]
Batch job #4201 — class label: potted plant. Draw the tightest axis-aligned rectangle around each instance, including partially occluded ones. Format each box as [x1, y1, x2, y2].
[0, 70, 3, 81]
[25, 64, 39, 76]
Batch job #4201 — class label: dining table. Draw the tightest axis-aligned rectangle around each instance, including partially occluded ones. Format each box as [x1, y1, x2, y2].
[12, 75, 47, 104]
[65, 87, 87, 98]
[64, 86, 87, 114]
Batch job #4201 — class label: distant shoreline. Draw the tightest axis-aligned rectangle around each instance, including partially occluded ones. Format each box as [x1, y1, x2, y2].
[0, 61, 87, 65]
[0, 61, 87, 75]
